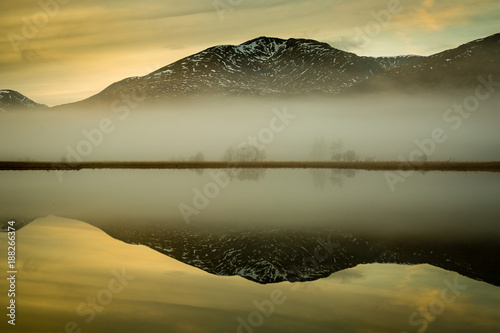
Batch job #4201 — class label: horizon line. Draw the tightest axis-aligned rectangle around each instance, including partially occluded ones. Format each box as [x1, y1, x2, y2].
[1, 161, 500, 172]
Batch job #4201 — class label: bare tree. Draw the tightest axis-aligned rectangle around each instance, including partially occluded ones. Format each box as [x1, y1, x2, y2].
[330, 139, 344, 161]
[234, 145, 265, 162]
[310, 137, 328, 161]
[343, 150, 358, 162]
[189, 151, 205, 175]
[222, 147, 235, 162]
[221, 145, 266, 181]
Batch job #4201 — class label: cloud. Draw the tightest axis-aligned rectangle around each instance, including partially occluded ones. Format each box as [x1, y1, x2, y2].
[327, 36, 368, 52]
[1, 0, 499, 104]
[396, 0, 477, 32]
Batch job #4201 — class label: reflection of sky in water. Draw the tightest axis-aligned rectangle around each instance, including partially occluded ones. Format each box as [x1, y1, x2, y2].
[1, 216, 498, 333]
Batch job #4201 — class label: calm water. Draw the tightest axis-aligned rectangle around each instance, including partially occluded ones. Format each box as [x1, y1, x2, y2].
[1, 169, 499, 239]
[1, 216, 499, 333]
[1, 169, 499, 332]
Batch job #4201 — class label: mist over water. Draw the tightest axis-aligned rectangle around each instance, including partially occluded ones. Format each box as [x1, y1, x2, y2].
[1, 93, 499, 162]
[1, 93, 499, 240]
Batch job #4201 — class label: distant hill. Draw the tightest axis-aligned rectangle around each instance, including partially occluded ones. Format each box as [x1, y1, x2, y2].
[350, 33, 500, 94]
[0, 90, 47, 112]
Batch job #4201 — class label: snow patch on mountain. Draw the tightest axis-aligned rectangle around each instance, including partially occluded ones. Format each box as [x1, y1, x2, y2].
[0, 90, 47, 111]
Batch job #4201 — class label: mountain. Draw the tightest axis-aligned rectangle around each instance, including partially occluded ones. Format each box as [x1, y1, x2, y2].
[54, 33, 499, 109]
[351, 32, 500, 94]
[2, 216, 498, 285]
[101, 223, 500, 286]
[64, 36, 386, 108]
[372, 55, 424, 70]
[0, 90, 47, 112]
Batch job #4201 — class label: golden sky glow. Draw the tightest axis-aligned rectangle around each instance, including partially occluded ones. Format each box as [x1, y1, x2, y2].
[1, 0, 499, 105]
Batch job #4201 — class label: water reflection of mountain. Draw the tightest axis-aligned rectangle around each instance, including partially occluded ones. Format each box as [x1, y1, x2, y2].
[101, 222, 500, 287]
[5, 216, 500, 333]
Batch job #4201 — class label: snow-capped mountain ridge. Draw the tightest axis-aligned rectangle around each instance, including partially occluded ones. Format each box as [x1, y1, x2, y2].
[6, 33, 500, 110]
[0, 89, 47, 112]
[71, 36, 387, 105]
[235, 36, 287, 60]
[64, 33, 498, 107]
[101, 223, 500, 286]
[352, 32, 500, 93]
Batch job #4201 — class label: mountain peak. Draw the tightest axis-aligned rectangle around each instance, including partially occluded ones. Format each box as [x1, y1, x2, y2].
[55, 32, 500, 108]
[233, 36, 287, 59]
[1, 89, 18, 96]
[0, 89, 47, 111]
[240, 36, 287, 46]
[242, 36, 336, 50]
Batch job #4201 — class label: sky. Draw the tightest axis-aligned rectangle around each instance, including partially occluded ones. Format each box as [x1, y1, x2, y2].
[1, 0, 499, 106]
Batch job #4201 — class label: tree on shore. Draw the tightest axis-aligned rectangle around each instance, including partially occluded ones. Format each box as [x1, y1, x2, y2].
[189, 151, 205, 175]
[222, 145, 266, 181]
